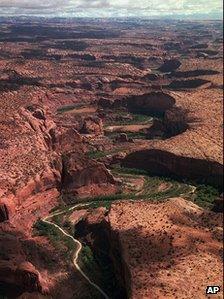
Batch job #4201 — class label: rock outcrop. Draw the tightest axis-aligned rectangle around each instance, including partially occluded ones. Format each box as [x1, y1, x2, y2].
[0, 228, 51, 298]
[0, 100, 62, 219]
[62, 153, 117, 198]
[147, 118, 165, 139]
[126, 92, 176, 116]
[0, 261, 45, 295]
[164, 107, 189, 137]
[55, 127, 85, 154]
[148, 106, 189, 139]
[80, 116, 103, 135]
[115, 133, 133, 143]
[163, 107, 189, 137]
[26, 105, 46, 121]
[0, 97, 62, 297]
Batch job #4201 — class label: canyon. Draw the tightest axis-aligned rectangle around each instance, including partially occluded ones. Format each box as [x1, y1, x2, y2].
[0, 18, 223, 299]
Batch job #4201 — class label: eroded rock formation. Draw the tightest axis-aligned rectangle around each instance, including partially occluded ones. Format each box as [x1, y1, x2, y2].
[74, 208, 129, 299]
[80, 116, 104, 135]
[164, 107, 189, 137]
[0, 230, 50, 298]
[148, 106, 189, 139]
[0, 102, 62, 220]
[55, 127, 85, 154]
[0, 261, 45, 296]
[62, 153, 117, 198]
[126, 92, 176, 116]
[122, 149, 223, 187]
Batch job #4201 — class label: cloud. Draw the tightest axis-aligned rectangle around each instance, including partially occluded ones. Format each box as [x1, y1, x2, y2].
[0, 0, 222, 17]
[76, 0, 111, 9]
[0, 0, 64, 9]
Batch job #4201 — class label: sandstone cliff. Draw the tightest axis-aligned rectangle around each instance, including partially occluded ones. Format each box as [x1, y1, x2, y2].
[122, 149, 223, 188]
[125, 92, 176, 116]
[0, 94, 63, 296]
[107, 199, 223, 299]
[62, 153, 117, 199]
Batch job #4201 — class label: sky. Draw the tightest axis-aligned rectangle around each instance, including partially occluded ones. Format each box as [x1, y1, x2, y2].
[0, 0, 222, 18]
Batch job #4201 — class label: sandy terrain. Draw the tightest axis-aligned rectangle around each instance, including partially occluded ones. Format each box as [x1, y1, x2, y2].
[109, 198, 223, 299]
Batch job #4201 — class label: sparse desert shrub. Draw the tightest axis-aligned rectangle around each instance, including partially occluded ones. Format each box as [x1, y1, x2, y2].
[194, 184, 219, 208]
[87, 150, 107, 159]
[56, 103, 84, 114]
[105, 113, 152, 126]
[51, 214, 63, 226]
[113, 166, 149, 176]
[33, 219, 74, 256]
[63, 220, 74, 235]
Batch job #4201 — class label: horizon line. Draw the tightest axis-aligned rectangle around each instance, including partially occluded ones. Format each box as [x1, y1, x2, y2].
[0, 15, 223, 20]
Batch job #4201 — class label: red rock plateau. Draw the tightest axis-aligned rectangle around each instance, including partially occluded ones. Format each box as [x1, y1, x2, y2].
[108, 199, 223, 299]
[0, 17, 223, 298]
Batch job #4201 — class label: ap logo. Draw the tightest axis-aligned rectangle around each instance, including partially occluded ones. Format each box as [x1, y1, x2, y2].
[206, 286, 221, 295]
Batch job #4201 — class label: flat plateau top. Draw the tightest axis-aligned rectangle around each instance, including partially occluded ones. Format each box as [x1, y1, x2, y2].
[109, 199, 223, 299]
